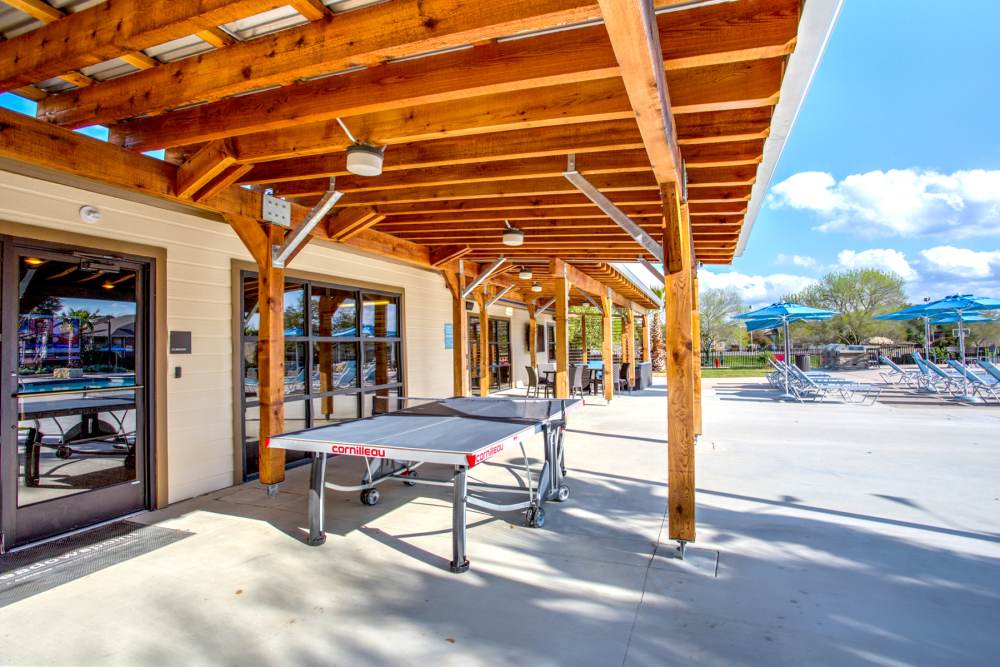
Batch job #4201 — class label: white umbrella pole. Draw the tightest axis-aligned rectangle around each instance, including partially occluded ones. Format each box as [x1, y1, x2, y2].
[783, 317, 793, 400]
[955, 310, 981, 403]
[923, 316, 931, 361]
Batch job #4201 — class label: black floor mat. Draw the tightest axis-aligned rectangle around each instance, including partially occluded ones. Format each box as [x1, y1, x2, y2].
[0, 520, 191, 607]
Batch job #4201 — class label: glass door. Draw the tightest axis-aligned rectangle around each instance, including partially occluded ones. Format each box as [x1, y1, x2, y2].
[1, 239, 151, 547]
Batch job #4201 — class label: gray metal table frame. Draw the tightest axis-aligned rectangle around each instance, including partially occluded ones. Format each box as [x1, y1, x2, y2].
[267, 397, 578, 573]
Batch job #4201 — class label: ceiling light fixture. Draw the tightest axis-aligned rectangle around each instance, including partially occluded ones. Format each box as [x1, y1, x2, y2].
[518, 267, 533, 280]
[24, 257, 44, 266]
[101, 281, 115, 290]
[502, 220, 524, 247]
[337, 117, 385, 177]
[345, 143, 385, 177]
[531, 282, 542, 293]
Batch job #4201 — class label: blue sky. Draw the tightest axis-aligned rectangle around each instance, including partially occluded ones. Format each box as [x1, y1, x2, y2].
[696, 0, 1000, 307]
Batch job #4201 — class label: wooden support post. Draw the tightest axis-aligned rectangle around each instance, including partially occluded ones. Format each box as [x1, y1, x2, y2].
[554, 273, 570, 398]
[447, 271, 470, 397]
[528, 302, 538, 372]
[665, 197, 696, 543]
[601, 290, 614, 402]
[581, 313, 588, 364]
[691, 266, 703, 436]
[475, 289, 491, 397]
[625, 308, 636, 388]
[258, 224, 286, 486]
[641, 312, 652, 363]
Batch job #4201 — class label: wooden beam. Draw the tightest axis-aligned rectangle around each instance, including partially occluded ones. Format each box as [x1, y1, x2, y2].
[36, 0, 609, 128]
[249, 149, 651, 189]
[0, 1, 286, 92]
[450, 270, 470, 397]
[554, 273, 570, 398]
[258, 224, 286, 486]
[118, 51, 159, 70]
[528, 302, 538, 372]
[430, 245, 471, 267]
[625, 308, 636, 387]
[325, 207, 385, 242]
[4, 0, 62, 22]
[285, 173, 656, 204]
[691, 265, 703, 436]
[601, 290, 614, 401]
[289, 0, 331, 20]
[196, 27, 236, 48]
[662, 182, 684, 274]
[641, 311, 651, 363]
[684, 139, 765, 167]
[665, 201, 695, 543]
[175, 140, 237, 199]
[194, 164, 253, 202]
[475, 289, 491, 397]
[598, 0, 681, 186]
[111, 0, 799, 148]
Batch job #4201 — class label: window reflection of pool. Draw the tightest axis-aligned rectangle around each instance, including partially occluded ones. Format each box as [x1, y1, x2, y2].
[17, 376, 136, 394]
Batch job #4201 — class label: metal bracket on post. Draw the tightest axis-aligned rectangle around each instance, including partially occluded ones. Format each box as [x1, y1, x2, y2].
[485, 284, 515, 309]
[461, 255, 506, 300]
[271, 177, 341, 268]
[265, 483, 280, 497]
[536, 297, 556, 314]
[637, 256, 665, 283]
[262, 194, 291, 228]
[563, 155, 664, 264]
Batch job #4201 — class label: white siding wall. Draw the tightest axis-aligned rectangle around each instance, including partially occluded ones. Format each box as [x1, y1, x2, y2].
[0, 171, 452, 503]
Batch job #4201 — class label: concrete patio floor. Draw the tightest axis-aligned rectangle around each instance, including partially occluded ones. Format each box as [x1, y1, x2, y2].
[2, 376, 999, 666]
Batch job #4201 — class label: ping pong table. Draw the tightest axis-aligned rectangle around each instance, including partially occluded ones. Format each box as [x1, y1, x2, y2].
[266, 396, 580, 573]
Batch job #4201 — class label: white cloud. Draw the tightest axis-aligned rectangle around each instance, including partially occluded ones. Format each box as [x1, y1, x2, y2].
[920, 246, 1000, 279]
[776, 253, 818, 269]
[698, 268, 816, 307]
[836, 248, 918, 281]
[768, 169, 1000, 238]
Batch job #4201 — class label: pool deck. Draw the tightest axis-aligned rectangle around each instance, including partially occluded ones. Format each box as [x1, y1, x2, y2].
[2, 375, 998, 666]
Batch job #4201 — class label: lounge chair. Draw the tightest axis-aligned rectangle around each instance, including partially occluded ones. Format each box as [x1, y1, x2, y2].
[978, 359, 1000, 384]
[878, 355, 923, 386]
[788, 365, 883, 404]
[916, 355, 964, 395]
[946, 360, 1000, 402]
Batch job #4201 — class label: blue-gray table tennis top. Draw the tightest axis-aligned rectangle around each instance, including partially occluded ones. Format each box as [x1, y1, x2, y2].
[267, 397, 580, 467]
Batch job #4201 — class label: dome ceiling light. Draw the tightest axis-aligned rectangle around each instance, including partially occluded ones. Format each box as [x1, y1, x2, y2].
[502, 220, 524, 247]
[518, 267, 533, 280]
[531, 282, 543, 293]
[337, 117, 386, 177]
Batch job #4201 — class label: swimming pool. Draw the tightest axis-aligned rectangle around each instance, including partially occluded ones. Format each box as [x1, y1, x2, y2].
[17, 376, 136, 394]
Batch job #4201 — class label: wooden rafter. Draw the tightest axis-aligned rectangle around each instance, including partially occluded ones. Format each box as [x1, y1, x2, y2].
[0, 0, 289, 92]
[112, 0, 798, 150]
[35, 0, 615, 128]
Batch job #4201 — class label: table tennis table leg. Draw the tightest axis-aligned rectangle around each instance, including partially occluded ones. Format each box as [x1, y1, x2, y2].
[451, 466, 470, 573]
[307, 453, 327, 546]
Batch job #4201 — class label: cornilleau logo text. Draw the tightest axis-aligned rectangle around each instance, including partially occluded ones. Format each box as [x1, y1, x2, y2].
[330, 444, 386, 457]
[466, 442, 506, 467]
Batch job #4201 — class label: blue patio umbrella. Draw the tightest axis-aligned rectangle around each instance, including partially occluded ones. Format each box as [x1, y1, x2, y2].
[875, 295, 1000, 402]
[735, 302, 838, 400]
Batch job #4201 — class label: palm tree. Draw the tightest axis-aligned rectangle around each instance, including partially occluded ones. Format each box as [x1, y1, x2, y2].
[650, 286, 666, 372]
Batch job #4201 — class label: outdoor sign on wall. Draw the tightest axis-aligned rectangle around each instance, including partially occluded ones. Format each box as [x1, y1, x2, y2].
[444, 323, 454, 350]
[169, 331, 192, 354]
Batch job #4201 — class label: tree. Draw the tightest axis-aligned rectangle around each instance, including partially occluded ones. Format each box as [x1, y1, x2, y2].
[786, 268, 908, 345]
[699, 287, 747, 351]
[650, 286, 666, 371]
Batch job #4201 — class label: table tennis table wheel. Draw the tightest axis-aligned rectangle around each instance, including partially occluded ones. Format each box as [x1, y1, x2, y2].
[525, 506, 546, 528]
[360, 488, 381, 506]
[401, 470, 418, 487]
[57, 446, 72, 459]
[555, 484, 570, 502]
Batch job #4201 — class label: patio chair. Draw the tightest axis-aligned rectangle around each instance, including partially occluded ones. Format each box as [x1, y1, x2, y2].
[569, 364, 587, 399]
[878, 355, 923, 386]
[946, 360, 1000, 402]
[911, 352, 949, 393]
[525, 365, 551, 398]
[614, 362, 631, 392]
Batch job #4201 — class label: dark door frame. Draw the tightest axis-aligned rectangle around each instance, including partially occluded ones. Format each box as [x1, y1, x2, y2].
[0, 235, 156, 548]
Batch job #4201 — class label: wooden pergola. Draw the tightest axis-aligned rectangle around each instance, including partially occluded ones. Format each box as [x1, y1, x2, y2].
[0, 0, 815, 547]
